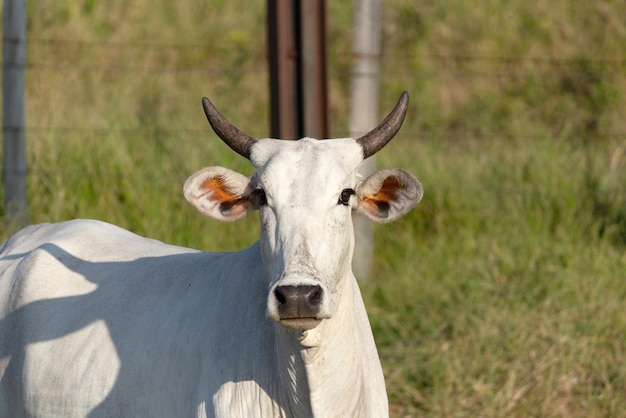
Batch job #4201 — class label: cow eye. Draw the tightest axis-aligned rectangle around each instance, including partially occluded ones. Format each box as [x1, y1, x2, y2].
[251, 189, 267, 208]
[338, 188, 355, 206]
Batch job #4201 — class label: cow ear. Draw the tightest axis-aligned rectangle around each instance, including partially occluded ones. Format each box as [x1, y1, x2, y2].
[184, 167, 252, 221]
[355, 168, 423, 223]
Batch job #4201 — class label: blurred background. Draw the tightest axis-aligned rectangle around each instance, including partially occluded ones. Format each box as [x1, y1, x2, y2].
[2, 1, 626, 416]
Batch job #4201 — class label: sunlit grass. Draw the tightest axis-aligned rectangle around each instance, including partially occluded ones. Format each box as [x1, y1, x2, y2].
[371, 136, 626, 415]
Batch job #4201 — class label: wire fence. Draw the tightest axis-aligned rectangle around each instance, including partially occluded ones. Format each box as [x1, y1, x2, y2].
[3, 36, 626, 185]
[0, 32, 624, 248]
[4, 37, 625, 107]
[7, 37, 625, 126]
[5, 36, 626, 73]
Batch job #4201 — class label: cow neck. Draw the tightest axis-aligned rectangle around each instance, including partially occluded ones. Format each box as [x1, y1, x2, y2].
[273, 325, 314, 417]
[273, 273, 388, 418]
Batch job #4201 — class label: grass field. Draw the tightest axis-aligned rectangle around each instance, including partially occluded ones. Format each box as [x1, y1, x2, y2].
[2, 1, 626, 416]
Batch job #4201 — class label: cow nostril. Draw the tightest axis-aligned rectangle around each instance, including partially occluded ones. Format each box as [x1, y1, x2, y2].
[307, 286, 322, 307]
[274, 286, 287, 305]
[274, 285, 323, 318]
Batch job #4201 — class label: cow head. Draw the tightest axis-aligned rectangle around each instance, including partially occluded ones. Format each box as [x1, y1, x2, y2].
[184, 92, 423, 330]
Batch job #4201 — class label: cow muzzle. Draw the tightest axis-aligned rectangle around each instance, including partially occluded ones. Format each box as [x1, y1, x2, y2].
[267, 283, 330, 329]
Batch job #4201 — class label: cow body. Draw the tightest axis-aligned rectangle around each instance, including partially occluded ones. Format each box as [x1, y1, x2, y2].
[0, 92, 422, 417]
[0, 220, 383, 417]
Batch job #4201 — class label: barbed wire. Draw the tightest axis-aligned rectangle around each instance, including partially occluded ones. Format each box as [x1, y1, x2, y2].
[10, 63, 619, 81]
[2, 37, 626, 77]
[6, 36, 625, 65]
[7, 35, 626, 159]
[17, 62, 262, 75]
[4, 36, 223, 51]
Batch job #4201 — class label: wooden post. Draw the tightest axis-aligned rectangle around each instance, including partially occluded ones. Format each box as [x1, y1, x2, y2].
[3, 0, 28, 228]
[267, 0, 328, 140]
[350, 0, 382, 283]
[299, 0, 328, 140]
[267, 0, 300, 139]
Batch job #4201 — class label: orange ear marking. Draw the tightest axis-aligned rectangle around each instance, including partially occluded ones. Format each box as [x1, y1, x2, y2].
[361, 196, 390, 212]
[360, 176, 404, 219]
[200, 177, 239, 203]
[371, 176, 403, 201]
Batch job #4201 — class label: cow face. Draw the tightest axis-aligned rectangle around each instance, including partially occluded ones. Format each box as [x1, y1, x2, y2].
[183, 93, 423, 330]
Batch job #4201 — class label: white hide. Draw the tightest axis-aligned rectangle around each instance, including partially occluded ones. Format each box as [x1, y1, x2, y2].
[0, 137, 422, 417]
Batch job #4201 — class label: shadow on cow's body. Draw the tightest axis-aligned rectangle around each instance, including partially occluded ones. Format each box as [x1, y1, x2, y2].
[0, 224, 297, 417]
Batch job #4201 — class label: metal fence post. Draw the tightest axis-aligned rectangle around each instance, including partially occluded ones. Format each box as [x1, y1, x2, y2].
[3, 0, 28, 228]
[267, 0, 328, 140]
[350, 0, 382, 284]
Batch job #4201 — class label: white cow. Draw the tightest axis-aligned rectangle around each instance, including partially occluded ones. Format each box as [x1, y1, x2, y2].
[0, 92, 423, 417]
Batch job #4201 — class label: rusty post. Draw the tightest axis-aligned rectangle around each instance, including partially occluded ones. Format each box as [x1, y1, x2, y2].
[299, 0, 328, 140]
[267, 0, 328, 140]
[267, 0, 300, 139]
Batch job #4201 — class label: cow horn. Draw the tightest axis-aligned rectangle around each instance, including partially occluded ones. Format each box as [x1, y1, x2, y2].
[202, 97, 256, 159]
[356, 91, 409, 159]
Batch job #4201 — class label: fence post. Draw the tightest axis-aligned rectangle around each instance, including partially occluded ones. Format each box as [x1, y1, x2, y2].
[267, 0, 328, 140]
[350, 0, 381, 284]
[299, 0, 328, 140]
[267, 0, 300, 139]
[3, 0, 28, 228]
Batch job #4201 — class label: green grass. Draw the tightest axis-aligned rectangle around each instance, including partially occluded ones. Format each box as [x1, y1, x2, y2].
[3, 0, 626, 416]
[371, 136, 626, 416]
